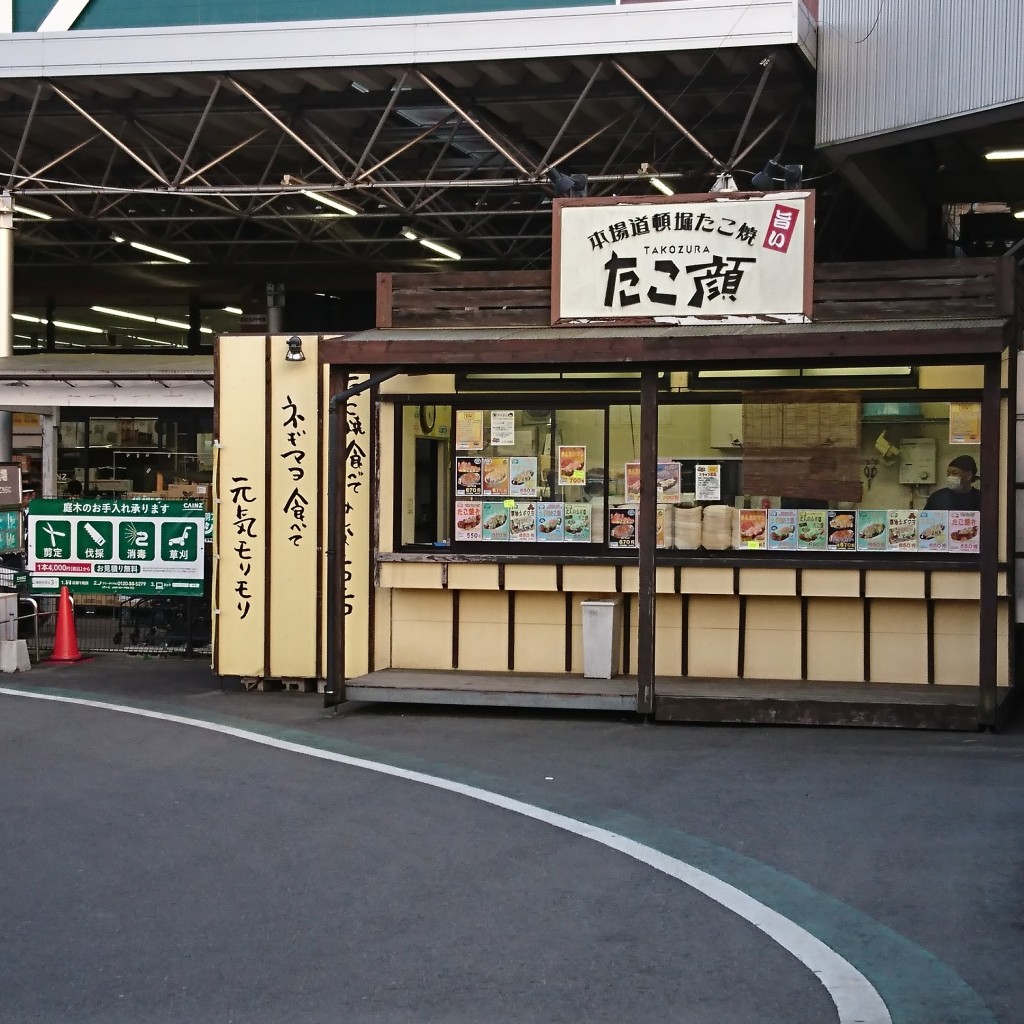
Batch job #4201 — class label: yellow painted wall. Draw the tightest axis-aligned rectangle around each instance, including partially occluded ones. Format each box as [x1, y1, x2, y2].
[215, 338, 373, 684]
[214, 337, 268, 677]
[268, 334, 320, 678]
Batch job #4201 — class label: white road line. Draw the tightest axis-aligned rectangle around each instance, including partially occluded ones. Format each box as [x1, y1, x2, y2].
[1, 688, 890, 1024]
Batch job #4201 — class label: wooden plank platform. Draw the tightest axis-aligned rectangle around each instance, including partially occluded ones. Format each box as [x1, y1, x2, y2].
[346, 669, 637, 711]
[345, 670, 996, 729]
[655, 678, 988, 731]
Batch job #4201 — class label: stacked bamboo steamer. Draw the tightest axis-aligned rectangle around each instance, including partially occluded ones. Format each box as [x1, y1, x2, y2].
[701, 504, 734, 550]
[672, 505, 702, 549]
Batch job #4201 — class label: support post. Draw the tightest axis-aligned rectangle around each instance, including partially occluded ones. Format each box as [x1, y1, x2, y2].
[979, 355, 1001, 726]
[0, 192, 13, 462]
[636, 368, 658, 714]
[324, 367, 401, 708]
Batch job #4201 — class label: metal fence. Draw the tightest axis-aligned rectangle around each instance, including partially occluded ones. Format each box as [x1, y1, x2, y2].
[0, 570, 211, 660]
[72, 594, 211, 655]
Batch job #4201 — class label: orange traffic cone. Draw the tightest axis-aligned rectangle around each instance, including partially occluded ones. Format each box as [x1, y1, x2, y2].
[47, 585, 90, 663]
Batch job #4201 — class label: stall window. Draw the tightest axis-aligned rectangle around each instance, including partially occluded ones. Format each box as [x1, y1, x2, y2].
[394, 390, 982, 556]
[399, 403, 606, 546]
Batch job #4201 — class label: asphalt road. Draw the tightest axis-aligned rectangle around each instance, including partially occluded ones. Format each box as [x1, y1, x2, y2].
[2, 658, 1022, 1024]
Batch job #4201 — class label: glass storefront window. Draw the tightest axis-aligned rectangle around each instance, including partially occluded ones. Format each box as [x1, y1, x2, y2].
[57, 411, 214, 497]
[394, 387, 983, 556]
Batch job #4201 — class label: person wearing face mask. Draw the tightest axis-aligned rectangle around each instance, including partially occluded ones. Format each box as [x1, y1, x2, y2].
[925, 454, 981, 511]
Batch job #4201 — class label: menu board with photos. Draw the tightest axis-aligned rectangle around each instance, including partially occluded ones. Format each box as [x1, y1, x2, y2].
[509, 501, 537, 542]
[482, 457, 510, 496]
[856, 510, 887, 552]
[738, 509, 767, 549]
[767, 509, 798, 550]
[917, 510, 948, 552]
[455, 500, 482, 541]
[608, 506, 637, 548]
[827, 511, 856, 552]
[537, 502, 564, 541]
[481, 501, 510, 541]
[509, 456, 538, 497]
[948, 511, 980, 554]
[564, 503, 592, 543]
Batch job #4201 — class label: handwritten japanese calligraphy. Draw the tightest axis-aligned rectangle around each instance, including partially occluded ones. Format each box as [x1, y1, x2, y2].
[230, 476, 258, 619]
[279, 394, 310, 547]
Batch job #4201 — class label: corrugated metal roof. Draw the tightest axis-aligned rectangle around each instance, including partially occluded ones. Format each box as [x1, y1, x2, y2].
[0, 355, 213, 380]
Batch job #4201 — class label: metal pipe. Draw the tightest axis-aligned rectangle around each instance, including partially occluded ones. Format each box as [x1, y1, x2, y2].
[50, 85, 169, 185]
[324, 367, 403, 708]
[612, 59, 724, 170]
[418, 72, 532, 176]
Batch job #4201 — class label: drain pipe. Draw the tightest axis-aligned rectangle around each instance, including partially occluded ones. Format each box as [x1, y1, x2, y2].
[324, 368, 402, 708]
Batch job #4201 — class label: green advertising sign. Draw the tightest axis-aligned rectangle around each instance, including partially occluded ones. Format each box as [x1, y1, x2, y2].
[0, 508, 21, 555]
[27, 498, 206, 596]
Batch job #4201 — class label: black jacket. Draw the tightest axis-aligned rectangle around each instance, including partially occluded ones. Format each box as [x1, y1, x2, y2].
[924, 486, 981, 511]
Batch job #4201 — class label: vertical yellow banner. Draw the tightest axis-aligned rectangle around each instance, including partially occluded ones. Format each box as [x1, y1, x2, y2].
[268, 334, 321, 678]
[342, 373, 372, 681]
[214, 336, 268, 677]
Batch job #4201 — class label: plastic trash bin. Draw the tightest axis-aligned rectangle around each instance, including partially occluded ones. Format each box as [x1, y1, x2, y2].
[581, 596, 623, 679]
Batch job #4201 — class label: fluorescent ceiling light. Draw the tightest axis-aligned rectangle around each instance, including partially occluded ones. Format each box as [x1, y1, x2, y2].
[155, 317, 191, 330]
[223, 306, 243, 315]
[110, 233, 190, 263]
[418, 237, 461, 260]
[299, 189, 359, 217]
[1015, 210, 1024, 220]
[12, 313, 100, 333]
[17, 205, 52, 220]
[649, 176, 674, 196]
[985, 149, 1024, 161]
[128, 240, 190, 264]
[401, 227, 418, 240]
[53, 320, 103, 334]
[92, 305, 156, 323]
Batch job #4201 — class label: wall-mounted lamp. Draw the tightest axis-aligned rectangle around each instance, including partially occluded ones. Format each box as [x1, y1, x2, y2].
[751, 156, 803, 191]
[285, 336, 305, 362]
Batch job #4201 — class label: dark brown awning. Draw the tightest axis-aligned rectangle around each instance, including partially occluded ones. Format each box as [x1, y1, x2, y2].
[320, 318, 1011, 369]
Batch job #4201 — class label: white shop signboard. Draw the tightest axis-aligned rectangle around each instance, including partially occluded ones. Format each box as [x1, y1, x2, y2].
[552, 192, 814, 325]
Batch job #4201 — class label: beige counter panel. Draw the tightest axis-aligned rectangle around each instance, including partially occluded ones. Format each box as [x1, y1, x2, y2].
[504, 564, 559, 591]
[379, 562, 445, 589]
[870, 599, 927, 683]
[931, 573, 980, 600]
[447, 563, 500, 591]
[457, 592, 509, 671]
[391, 589, 453, 669]
[374, 589, 393, 670]
[806, 599, 865, 681]
[514, 592, 565, 674]
[865, 571, 925, 600]
[687, 595, 740, 677]
[743, 596, 801, 680]
[739, 568, 797, 596]
[655, 595, 683, 676]
[933, 601, 980, 685]
[680, 566, 734, 595]
[563, 564, 617, 593]
[799, 569, 861, 598]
